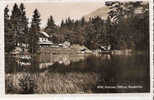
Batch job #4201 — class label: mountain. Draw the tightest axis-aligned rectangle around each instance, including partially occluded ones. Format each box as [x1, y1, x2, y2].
[84, 6, 109, 21]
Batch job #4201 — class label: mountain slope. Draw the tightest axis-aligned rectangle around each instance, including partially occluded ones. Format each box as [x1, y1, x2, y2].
[84, 6, 109, 21]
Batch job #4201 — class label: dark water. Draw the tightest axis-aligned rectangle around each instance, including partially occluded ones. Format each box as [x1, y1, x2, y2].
[5, 53, 150, 93]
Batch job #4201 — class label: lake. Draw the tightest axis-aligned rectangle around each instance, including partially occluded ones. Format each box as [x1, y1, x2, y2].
[5, 52, 150, 93]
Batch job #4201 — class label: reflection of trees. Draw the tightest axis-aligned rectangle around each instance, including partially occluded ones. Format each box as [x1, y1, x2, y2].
[39, 54, 87, 69]
[39, 54, 112, 69]
[5, 53, 149, 93]
[6, 53, 112, 72]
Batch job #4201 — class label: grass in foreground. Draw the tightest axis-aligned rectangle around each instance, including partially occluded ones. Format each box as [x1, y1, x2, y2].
[5, 72, 97, 94]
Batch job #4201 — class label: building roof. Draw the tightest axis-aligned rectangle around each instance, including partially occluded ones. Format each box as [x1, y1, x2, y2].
[40, 31, 50, 38]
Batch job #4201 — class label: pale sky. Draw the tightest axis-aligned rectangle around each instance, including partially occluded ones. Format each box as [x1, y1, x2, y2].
[7, 2, 105, 28]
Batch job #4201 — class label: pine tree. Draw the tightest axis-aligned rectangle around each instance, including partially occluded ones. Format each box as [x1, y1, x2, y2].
[81, 17, 85, 26]
[28, 9, 41, 53]
[84, 23, 97, 49]
[61, 19, 64, 28]
[105, 17, 112, 46]
[19, 3, 29, 46]
[45, 16, 57, 35]
[10, 3, 21, 46]
[65, 17, 74, 30]
[4, 6, 16, 53]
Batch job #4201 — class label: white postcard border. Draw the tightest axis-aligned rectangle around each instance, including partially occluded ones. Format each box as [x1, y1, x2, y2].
[0, 0, 153, 99]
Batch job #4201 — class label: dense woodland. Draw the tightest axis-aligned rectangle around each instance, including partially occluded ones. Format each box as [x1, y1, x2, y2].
[4, 2, 149, 53]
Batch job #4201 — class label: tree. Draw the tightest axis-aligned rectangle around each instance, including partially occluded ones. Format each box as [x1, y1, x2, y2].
[4, 5, 16, 53]
[65, 17, 74, 30]
[105, 1, 149, 50]
[5, 3, 29, 53]
[28, 9, 41, 53]
[61, 19, 64, 28]
[9, 3, 28, 48]
[19, 3, 29, 46]
[44, 16, 57, 35]
[105, 17, 113, 48]
[81, 17, 85, 26]
[10, 3, 21, 46]
[85, 16, 111, 49]
[105, 1, 143, 24]
[84, 22, 97, 49]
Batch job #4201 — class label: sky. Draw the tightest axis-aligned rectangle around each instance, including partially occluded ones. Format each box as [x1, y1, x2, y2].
[7, 2, 105, 28]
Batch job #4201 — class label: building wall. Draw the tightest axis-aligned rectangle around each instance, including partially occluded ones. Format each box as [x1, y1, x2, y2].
[39, 37, 49, 42]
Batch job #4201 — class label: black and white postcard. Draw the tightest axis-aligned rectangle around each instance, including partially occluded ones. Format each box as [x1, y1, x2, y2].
[0, 0, 153, 98]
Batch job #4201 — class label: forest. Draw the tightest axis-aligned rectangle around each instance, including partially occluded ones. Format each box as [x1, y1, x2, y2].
[4, 1, 149, 54]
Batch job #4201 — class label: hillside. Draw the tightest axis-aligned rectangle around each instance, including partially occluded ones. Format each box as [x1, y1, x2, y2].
[84, 6, 109, 21]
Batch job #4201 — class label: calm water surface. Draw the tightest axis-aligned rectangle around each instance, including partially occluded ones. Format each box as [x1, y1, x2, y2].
[5, 53, 150, 93]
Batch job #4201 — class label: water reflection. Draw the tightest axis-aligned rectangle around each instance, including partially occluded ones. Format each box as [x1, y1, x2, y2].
[38, 53, 111, 69]
[5, 53, 149, 93]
